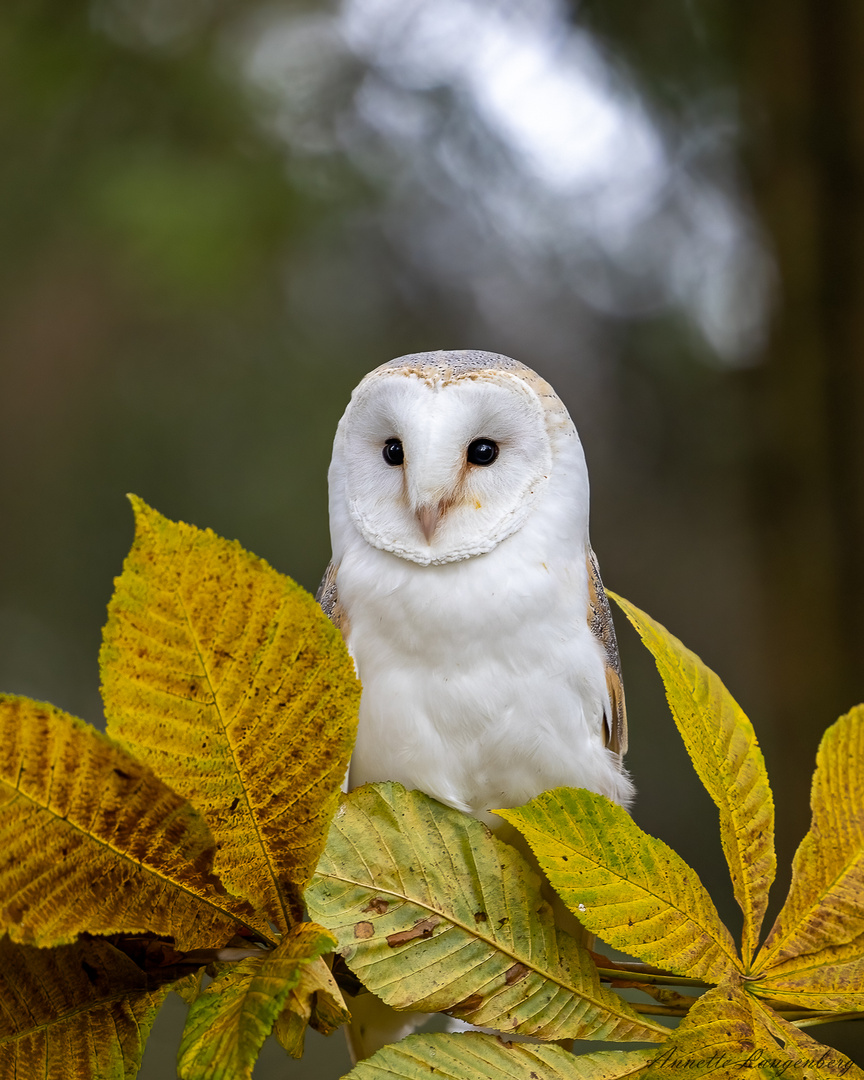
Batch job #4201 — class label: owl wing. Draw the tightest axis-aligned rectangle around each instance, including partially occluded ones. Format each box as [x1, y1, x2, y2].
[586, 547, 628, 756]
[316, 560, 351, 641]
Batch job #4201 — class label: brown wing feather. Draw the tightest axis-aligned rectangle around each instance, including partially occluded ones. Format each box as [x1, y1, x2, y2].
[585, 548, 628, 756]
[316, 561, 351, 642]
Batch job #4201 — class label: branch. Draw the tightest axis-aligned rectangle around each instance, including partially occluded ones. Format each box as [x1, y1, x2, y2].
[592, 956, 712, 989]
[630, 1002, 690, 1018]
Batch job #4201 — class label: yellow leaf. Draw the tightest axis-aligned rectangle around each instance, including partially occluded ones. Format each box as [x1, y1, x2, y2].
[345, 1032, 655, 1080]
[273, 955, 350, 1058]
[307, 783, 664, 1043]
[640, 983, 862, 1079]
[100, 496, 360, 932]
[499, 788, 740, 982]
[0, 694, 261, 949]
[0, 935, 185, 1079]
[750, 998, 863, 1080]
[271, 1001, 307, 1060]
[177, 922, 335, 1080]
[752, 705, 864, 996]
[748, 954, 864, 1011]
[610, 594, 775, 970]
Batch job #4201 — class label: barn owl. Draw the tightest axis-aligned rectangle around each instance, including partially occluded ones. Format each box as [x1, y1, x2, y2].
[319, 349, 633, 819]
[318, 350, 633, 1059]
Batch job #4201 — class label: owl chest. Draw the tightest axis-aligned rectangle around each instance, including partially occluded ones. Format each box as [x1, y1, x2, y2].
[346, 549, 578, 671]
[340, 543, 613, 812]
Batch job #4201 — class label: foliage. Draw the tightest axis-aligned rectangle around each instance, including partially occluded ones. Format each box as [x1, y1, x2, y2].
[309, 597, 864, 1078]
[345, 1032, 657, 1080]
[100, 494, 356, 927]
[0, 498, 359, 1078]
[1, 501, 862, 1078]
[176, 923, 341, 1080]
[0, 935, 197, 1078]
[0, 694, 260, 949]
[306, 783, 663, 1044]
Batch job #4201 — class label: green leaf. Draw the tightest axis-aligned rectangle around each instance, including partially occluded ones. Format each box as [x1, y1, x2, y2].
[177, 922, 336, 1080]
[610, 594, 776, 970]
[345, 1032, 655, 1080]
[306, 783, 664, 1043]
[0, 935, 186, 1079]
[498, 787, 740, 982]
[751, 705, 864, 1007]
[0, 694, 261, 949]
[640, 983, 862, 1079]
[100, 496, 360, 932]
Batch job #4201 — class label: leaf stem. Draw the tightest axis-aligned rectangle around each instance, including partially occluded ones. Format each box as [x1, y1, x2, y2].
[630, 1002, 689, 1017]
[594, 965, 711, 989]
[790, 1011, 864, 1029]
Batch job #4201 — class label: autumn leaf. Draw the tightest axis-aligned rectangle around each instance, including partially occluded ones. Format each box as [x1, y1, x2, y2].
[100, 496, 360, 932]
[0, 694, 262, 950]
[177, 922, 336, 1080]
[498, 788, 740, 982]
[500, 603, 864, 1072]
[306, 782, 664, 1043]
[344, 1032, 656, 1080]
[750, 704, 864, 1009]
[273, 954, 350, 1058]
[4, 482, 862, 1080]
[639, 983, 862, 1079]
[0, 935, 194, 1080]
[609, 594, 775, 970]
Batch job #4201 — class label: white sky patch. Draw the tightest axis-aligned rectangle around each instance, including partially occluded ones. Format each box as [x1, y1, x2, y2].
[340, 0, 667, 234]
[468, 24, 663, 193]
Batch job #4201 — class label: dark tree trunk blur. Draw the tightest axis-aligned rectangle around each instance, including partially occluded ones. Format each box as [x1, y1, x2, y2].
[574, 0, 864, 880]
[739, 2, 864, 840]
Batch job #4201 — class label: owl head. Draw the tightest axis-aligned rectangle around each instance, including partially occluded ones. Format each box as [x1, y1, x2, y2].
[328, 350, 589, 567]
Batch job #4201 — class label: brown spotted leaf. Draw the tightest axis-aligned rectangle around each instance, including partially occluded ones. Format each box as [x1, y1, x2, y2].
[306, 783, 664, 1044]
[100, 496, 360, 932]
[0, 694, 262, 949]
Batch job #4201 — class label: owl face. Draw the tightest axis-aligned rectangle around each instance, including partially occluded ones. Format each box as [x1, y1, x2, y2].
[330, 354, 566, 566]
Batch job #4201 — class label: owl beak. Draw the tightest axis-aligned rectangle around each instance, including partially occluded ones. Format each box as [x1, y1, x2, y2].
[416, 503, 444, 543]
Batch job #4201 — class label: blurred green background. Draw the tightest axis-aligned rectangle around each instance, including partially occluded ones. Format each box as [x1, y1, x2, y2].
[2, 0, 863, 1073]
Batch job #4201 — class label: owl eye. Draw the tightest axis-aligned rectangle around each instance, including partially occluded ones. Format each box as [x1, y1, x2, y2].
[466, 438, 498, 466]
[382, 438, 404, 466]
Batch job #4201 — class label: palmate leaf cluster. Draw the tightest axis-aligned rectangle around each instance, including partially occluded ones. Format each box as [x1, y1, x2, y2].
[1, 501, 863, 1079]
[308, 611, 864, 1075]
[0, 497, 360, 1079]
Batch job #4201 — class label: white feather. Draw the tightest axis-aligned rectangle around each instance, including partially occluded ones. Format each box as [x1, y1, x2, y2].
[326, 351, 633, 823]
